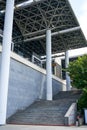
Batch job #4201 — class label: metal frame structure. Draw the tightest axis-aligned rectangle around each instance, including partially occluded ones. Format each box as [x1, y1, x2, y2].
[0, 0, 87, 58]
[0, 0, 87, 124]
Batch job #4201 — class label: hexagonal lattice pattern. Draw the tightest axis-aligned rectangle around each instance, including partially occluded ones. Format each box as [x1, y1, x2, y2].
[0, 0, 87, 58]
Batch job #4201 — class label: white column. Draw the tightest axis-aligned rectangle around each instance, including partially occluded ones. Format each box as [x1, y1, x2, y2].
[65, 50, 71, 91]
[0, 0, 15, 125]
[46, 29, 52, 100]
[11, 42, 14, 52]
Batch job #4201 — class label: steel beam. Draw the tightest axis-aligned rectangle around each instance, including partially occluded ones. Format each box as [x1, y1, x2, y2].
[24, 26, 80, 42]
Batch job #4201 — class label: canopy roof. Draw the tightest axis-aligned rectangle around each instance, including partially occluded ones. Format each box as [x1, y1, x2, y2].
[0, 0, 87, 58]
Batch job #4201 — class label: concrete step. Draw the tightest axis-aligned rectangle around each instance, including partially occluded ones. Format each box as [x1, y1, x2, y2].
[7, 100, 71, 125]
[53, 90, 82, 100]
[7, 90, 82, 125]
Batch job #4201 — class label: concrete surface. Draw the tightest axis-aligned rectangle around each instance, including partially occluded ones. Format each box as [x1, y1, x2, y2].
[0, 53, 63, 118]
[0, 125, 87, 130]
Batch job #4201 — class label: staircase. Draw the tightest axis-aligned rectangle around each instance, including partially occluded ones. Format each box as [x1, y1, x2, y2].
[7, 90, 82, 125]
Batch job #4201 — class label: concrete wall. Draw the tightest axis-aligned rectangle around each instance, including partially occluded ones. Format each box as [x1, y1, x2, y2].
[64, 103, 77, 126]
[7, 58, 42, 118]
[0, 48, 66, 118]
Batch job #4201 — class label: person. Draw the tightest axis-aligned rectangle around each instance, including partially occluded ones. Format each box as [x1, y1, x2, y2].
[76, 113, 80, 126]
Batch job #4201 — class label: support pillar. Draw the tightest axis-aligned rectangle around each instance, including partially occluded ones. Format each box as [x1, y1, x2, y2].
[46, 29, 52, 100]
[65, 50, 71, 91]
[0, 0, 15, 125]
[11, 42, 14, 52]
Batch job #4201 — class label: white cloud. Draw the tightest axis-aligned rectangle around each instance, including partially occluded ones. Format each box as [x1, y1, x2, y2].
[79, 1, 87, 39]
[82, 0, 87, 11]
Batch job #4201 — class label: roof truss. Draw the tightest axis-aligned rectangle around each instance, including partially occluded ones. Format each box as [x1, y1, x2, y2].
[0, 0, 86, 57]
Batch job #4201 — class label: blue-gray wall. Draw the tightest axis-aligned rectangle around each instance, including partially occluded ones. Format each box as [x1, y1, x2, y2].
[0, 53, 64, 118]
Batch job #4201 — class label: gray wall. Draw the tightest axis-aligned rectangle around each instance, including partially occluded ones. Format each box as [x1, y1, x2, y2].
[0, 53, 64, 118]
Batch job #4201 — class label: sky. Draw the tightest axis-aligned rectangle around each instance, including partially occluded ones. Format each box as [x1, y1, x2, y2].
[69, 0, 87, 39]
[67, 0, 87, 57]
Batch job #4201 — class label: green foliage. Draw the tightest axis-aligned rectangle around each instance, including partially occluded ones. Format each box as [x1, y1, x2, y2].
[78, 88, 87, 114]
[67, 54, 87, 112]
[67, 54, 87, 89]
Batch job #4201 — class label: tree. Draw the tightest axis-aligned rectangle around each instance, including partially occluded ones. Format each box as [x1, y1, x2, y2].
[67, 54, 87, 113]
[67, 54, 87, 89]
[78, 88, 87, 113]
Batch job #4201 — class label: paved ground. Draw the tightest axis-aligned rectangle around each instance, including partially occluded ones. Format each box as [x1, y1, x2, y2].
[0, 125, 87, 130]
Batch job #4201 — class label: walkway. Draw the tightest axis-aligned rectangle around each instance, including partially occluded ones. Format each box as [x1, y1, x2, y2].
[0, 125, 87, 130]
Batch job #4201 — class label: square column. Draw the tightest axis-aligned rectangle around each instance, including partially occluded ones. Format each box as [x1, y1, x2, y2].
[46, 29, 52, 100]
[0, 0, 15, 125]
[65, 50, 71, 91]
